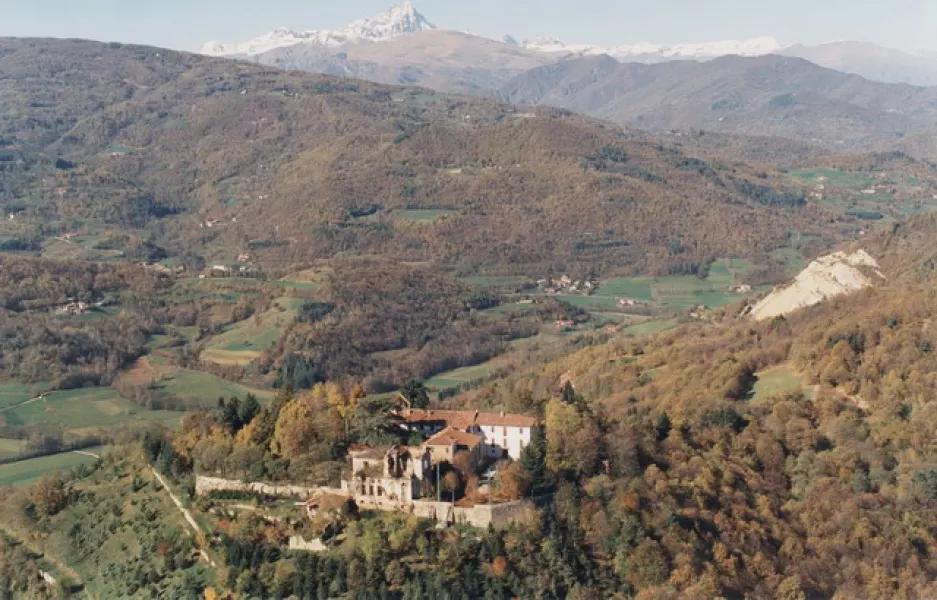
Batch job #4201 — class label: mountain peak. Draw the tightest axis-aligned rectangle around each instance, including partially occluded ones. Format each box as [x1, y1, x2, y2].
[343, 1, 435, 41]
[200, 2, 435, 57]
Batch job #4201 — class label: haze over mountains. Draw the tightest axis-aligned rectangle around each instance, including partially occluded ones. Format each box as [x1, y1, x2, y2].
[194, 3, 937, 155]
[201, 2, 937, 88]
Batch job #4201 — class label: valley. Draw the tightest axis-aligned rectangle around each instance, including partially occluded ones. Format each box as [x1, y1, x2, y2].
[2, 7, 937, 598]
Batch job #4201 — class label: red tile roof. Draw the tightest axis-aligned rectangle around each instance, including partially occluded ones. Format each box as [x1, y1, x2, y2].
[402, 409, 537, 430]
[402, 409, 478, 429]
[475, 412, 538, 428]
[424, 427, 483, 450]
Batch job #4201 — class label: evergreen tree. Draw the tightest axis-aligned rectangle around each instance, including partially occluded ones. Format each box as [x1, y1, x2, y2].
[400, 379, 430, 409]
[656, 412, 672, 442]
[520, 426, 549, 495]
[238, 393, 261, 429]
[220, 396, 242, 434]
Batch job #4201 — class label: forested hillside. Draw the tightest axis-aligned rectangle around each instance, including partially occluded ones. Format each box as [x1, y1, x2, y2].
[8, 216, 937, 598]
[497, 54, 937, 157]
[0, 37, 889, 276]
[5, 33, 937, 600]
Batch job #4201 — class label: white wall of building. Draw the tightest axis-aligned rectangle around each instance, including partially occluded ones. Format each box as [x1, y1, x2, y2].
[473, 425, 532, 460]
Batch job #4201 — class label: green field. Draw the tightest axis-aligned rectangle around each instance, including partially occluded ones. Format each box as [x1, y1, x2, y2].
[154, 370, 274, 408]
[624, 318, 682, 336]
[425, 362, 502, 390]
[202, 297, 305, 365]
[1, 387, 179, 430]
[770, 248, 808, 274]
[462, 276, 530, 289]
[751, 366, 807, 403]
[593, 259, 757, 311]
[0, 381, 51, 409]
[481, 302, 538, 316]
[271, 280, 319, 290]
[0, 452, 100, 487]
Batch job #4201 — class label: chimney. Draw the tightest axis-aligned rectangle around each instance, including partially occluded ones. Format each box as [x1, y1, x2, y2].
[500, 411, 505, 417]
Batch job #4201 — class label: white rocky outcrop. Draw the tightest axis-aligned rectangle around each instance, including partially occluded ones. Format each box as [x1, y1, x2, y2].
[750, 250, 884, 321]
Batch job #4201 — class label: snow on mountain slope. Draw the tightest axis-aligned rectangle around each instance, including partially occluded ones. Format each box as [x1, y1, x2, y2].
[513, 36, 782, 61]
[201, 2, 435, 57]
[200, 2, 779, 62]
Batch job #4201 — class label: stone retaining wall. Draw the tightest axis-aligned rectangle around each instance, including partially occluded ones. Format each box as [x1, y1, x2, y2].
[195, 475, 343, 500]
[288, 536, 327, 552]
[356, 497, 535, 529]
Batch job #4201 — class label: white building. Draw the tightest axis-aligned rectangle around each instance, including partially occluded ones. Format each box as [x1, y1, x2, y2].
[400, 409, 537, 461]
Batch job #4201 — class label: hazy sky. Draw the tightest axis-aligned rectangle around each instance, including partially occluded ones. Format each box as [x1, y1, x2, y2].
[3, 0, 936, 53]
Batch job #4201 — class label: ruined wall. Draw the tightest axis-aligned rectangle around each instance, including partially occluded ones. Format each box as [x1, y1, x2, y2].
[453, 499, 536, 529]
[197, 476, 534, 530]
[195, 475, 343, 499]
[355, 498, 535, 529]
[288, 536, 327, 552]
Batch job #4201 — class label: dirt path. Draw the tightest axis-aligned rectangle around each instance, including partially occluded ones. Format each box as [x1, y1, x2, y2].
[151, 469, 216, 567]
[0, 394, 48, 413]
[73, 450, 101, 459]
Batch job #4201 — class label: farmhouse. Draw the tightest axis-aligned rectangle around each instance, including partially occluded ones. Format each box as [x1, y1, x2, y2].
[400, 409, 537, 460]
[424, 427, 484, 470]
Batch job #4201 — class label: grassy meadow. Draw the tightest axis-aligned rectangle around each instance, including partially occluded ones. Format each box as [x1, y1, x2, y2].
[0, 452, 100, 487]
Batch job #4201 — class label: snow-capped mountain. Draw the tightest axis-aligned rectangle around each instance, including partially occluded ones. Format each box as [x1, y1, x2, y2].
[201, 2, 435, 57]
[198, 2, 937, 88]
[200, 2, 781, 62]
[511, 35, 783, 62]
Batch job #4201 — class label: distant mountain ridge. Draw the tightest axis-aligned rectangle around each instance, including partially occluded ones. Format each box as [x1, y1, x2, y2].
[496, 54, 937, 154]
[510, 35, 783, 62]
[201, 2, 435, 56]
[199, 2, 937, 88]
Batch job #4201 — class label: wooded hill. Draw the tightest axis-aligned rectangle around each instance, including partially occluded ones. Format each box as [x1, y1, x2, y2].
[496, 54, 937, 157]
[0, 37, 886, 276]
[8, 217, 937, 599]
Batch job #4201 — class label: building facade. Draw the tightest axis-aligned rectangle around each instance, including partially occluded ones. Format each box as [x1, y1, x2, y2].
[401, 409, 538, 460]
